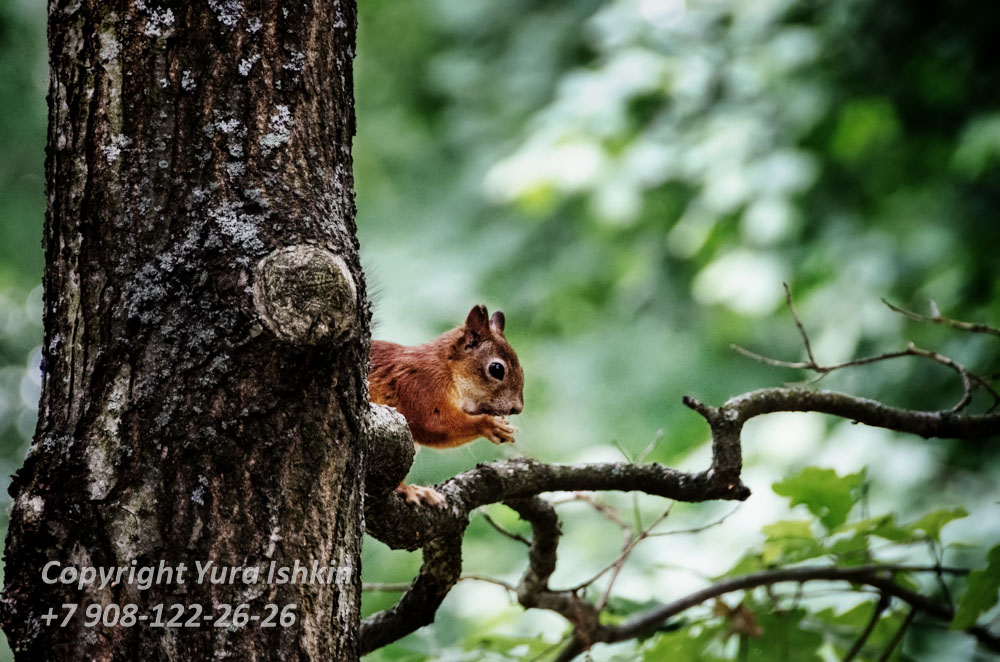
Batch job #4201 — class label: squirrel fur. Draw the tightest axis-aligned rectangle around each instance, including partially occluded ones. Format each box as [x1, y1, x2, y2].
[370, 304, 524, 506]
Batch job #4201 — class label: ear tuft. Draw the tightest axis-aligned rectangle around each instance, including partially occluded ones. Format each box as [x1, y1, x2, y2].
[490, 310, 505, 334]
[463, 305, 490, 347]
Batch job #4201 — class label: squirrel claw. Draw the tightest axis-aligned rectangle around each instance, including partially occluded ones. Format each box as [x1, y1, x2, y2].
[396, 483, 447, 507]
[485, 416, 519, 444]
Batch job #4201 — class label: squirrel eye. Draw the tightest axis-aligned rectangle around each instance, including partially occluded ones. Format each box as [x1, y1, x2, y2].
[488, 361, 505, 381]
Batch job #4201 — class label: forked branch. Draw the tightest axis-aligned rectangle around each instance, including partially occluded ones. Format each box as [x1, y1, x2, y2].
[360, 293, 1000, 657]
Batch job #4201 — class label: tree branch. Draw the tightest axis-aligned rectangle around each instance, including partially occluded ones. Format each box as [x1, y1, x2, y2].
[684, 387, 1000, 441]
[883, 299, 1000, 338]
[556, 564, 993, 661]
[876, 608, 916, 662]
[360, 382, 999, 653]
[365, 458, 750, 552]
[360, 458, 749, 651]
[481, 512, 531, 546]
[734, 287, 1000, 412]
[359, 535, 463, 654]
[506, 498, 602, 639]
[359, 295, 1000, 657]
[843, 592, 890, 662]
[731, 344, 1000, 413]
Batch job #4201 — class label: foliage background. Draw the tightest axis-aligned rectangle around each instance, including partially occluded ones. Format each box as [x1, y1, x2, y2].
[0, 0, 998, 659]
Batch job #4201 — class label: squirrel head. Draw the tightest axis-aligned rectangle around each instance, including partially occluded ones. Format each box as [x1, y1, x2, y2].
[450, 304, 524, 417]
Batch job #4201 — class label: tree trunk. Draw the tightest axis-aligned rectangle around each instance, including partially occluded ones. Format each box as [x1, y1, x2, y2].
[1, 1, 367, 660]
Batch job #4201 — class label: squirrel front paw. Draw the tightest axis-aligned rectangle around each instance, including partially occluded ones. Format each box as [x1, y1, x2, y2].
[481, 415, 519, 445]
[396, 482, 447, 507]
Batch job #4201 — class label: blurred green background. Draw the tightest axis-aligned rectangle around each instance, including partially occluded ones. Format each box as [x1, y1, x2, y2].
[2, 0, 999, 659]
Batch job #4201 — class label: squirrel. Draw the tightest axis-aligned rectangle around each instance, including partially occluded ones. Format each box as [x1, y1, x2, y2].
[370, 304, 524, 506]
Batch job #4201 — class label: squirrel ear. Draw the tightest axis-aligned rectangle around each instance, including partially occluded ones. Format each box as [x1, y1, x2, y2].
[490, 310, 505, 334]
[463, 305, 490, 347]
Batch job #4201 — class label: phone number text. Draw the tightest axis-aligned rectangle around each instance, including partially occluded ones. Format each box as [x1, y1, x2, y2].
[41, 603, 299, 628]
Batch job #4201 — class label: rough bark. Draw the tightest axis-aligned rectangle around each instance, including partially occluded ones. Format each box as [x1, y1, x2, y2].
[1, 1, 366, 660]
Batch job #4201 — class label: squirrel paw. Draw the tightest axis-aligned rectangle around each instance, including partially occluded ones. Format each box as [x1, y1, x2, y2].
[396, 482, 447, 507]
[483, 416, 519, 445]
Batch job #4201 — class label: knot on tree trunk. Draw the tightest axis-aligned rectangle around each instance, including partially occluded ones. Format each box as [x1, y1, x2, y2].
[252, 244, 358, 345]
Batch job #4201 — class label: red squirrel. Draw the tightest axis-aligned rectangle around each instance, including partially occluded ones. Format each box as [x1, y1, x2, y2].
[370, 305, 524, 506]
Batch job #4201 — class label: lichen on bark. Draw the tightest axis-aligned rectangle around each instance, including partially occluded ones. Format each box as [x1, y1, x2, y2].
[1, 1, 368, 660]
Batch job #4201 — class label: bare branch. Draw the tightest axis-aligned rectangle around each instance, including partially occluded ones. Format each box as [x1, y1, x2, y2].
[459, 574, 518, 592]
[555, 493, 629, 528]
[482, 512, 531, 546]
[684, 387, 1000, 442]
[595, 535, 631, 613]
[359, 535, 462, 654]
[506, 498, 603, 648]
[361, 454, 750, 650]
[361, 382, 997, 654]
[784, 282, 818, 364]
[361, 298, 1000, 658]
[843, 593, 890, 662]
[733, 343, 999, 413]
[362, 582, 411, 592]
[884, 299, 1000, 338]
[556, 564, 991, 661]
[876, 608, 916, 662]
[734, 290, 999, 412]
[906, 344, 974, 413]
[366, 458, 749, 553]
[565, 506, 672, 593]
[646, 504, 742, 538]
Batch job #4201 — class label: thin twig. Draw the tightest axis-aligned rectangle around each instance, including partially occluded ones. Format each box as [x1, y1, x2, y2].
[553, 564, 988, 662]
[637, 429, 665, 463]
[927, 540, 954, 612]
[552, 493, 628, 528]
[784, 282, 817, 364]
[565, 506, 673, 594]
[596, 528, 635, 612]
[528, 635, 572, 662]
[646, 504, 742, 538]
[365, 574, 517, 594]
[883, 299, 1000, 338]
[734, 290, 1000, 413]
[362, 582, 411, 592]
[731, 344, 913, 374]
[731, 342, 999, 413]
[906, 344, 974, 413]
[482, 512, 531, 546]
[609, 565, 963, 643]
[843, 592, 890, 662]
[459, 574, 518, 592]
[876, 608, 917, 662]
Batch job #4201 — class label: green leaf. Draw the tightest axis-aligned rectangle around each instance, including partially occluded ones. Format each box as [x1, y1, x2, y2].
[904, 507, 968, 541]
[772, 467, 865, 531]
[815, 602, 877, 629]
[760, 519, 825, 565]
[641, 624, 725, 662]
[826, 534, 869, 559]
[834, 514, 910, 542]
[762, 520, 816, 539]
[744, 606, 825, 662]
[952, 543, 1000, 629]
[724, 552, 766, 577]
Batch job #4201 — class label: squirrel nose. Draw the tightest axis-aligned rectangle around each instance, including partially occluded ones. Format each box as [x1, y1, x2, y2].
[509, 402, 523, 415]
